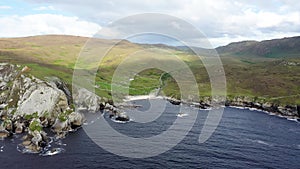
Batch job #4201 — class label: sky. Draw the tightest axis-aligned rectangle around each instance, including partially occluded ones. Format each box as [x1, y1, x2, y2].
[0, 0, 300, 47]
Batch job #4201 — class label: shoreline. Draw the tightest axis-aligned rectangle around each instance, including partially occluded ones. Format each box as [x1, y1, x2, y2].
[227, 105, 300, 122]
[121, 95, 300, 121]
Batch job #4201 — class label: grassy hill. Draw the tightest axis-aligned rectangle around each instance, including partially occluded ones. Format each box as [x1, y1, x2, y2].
[0, 35, 299, 104]
[216, 36, 300, 58]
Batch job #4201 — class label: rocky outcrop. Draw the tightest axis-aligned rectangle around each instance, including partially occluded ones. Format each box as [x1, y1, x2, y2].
[68, 112, 85, 127]
[72, 87, 102, 112]
[48, 77, 72, 105]
[15, 83, 69, 119]
[104, 102, 130, 122]
[167, 97, 181, 105]
[226, 96, 299, 118]
[0, 63, 87, 154]
[0, 63, 132, 155]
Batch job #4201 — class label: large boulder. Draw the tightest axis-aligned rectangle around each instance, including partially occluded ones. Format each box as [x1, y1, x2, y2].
[15, 84, 69, 118]
[73, 87, 101, 111]
[68, 112, 85, 127]
[0, 63, 70, 121]
[115, 113, 130, 122]
[47, 77, 72, 105]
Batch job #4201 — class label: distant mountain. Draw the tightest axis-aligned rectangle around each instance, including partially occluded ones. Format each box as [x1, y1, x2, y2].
[172, 36, 300, 58]
[216, 36, 300, 58]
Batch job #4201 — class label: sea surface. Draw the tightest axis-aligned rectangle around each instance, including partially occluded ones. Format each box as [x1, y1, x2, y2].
[0, 99, 299, 169]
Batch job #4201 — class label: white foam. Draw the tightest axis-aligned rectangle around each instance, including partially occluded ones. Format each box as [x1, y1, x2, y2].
[177, 113, 188, 117]
[247, 139, 273, 146]
[40, 148, 65, 156]
[124, 95, 159, 101]
[111, 119, 128, 124]
[229, 106, 247, 110]
[256, 140, 271, 146]
[199, 107, 212, 111]
[249, 108, 258, 111]
[287, 118, 299, 123]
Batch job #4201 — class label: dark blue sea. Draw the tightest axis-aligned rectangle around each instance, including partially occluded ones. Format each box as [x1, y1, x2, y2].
[0, 99, 299, 169]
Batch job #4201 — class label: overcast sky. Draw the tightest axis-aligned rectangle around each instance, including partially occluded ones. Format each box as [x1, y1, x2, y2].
[0, 0, 300, 47]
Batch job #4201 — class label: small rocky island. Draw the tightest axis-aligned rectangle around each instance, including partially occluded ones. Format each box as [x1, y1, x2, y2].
[0, 63, 128, 155]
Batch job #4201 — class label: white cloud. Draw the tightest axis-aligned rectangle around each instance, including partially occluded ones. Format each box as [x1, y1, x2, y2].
[0, 5, 11, 9]
[34, 5, 55, 11]
[15, 0, 300, 46]
[0, 14, 101, 38]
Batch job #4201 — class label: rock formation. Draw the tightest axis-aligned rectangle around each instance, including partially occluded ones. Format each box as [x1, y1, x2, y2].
[0, 63, 87, 154]
[0, 63, 129, 154]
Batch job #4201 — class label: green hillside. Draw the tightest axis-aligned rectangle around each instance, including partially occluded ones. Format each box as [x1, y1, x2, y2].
[216, 36, 300, 58]
[0, 35, 299, 104]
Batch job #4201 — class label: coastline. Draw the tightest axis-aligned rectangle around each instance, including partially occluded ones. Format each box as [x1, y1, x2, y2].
[121, 95, 300, 121]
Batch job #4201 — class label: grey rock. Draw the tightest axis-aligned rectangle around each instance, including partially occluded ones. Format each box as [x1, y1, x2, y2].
[14, 121, 24, 134]
[68, 112, 85, 127]
[51, 118, 69, 134]
[73, 87, 101, 111]
[15, 84, 69, 118]
[30, 130, 42, 146]
[115, 113, 130, 122]
[47, 77, 72, 105]
[0, 129, 9, 138]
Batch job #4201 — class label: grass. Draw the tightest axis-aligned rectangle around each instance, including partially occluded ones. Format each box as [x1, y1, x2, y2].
[29, 119, 43, 132]
[0, 35, 299, 105]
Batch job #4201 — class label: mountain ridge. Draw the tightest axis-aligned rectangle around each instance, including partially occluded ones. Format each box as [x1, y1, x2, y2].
[216, 36, 300, 58]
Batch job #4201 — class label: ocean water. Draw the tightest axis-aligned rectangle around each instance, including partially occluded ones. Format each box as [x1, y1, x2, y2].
[0, 99, 299, 169]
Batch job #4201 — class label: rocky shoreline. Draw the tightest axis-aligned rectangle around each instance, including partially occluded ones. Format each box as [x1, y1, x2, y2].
[225, 97, 300, 119]
[0, 63, 127, 155]
[124, 95, 299, 120]
[0, 63, 299, 155]
[166, 96, 300, 120]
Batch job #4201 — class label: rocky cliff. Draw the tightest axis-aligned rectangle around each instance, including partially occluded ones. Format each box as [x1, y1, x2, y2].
[0, 63, 130, 155]
[0, 63, 96, 154]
